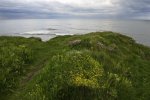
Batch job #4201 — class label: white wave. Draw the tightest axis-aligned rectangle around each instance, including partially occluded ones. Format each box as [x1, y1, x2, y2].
[55, 33, 74, 36]
[20, 29, 75, 36]
[20, 30, 56, 35]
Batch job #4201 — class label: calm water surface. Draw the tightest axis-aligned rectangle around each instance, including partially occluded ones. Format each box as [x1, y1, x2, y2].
[0, 19, 150, 46]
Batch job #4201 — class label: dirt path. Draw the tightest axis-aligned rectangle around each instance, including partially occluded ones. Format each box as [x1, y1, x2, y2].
[5, 58, 49, 100]
[20, 58, 48, 87]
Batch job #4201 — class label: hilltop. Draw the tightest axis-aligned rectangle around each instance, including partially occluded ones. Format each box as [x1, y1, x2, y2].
[0, 32, 150, 100]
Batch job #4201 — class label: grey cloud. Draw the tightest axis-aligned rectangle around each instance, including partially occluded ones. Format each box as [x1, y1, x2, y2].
[0, 0, 149, 19]
[116, 0, 150, 18]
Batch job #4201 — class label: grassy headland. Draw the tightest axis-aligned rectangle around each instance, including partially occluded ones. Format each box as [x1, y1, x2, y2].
[0, 32, 150, 100]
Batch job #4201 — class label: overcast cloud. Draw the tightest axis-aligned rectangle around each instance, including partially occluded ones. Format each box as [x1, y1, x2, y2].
[0, 0, 150, 19]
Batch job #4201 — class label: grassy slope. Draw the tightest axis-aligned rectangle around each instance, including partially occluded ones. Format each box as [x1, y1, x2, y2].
[0, 32, 150, 100]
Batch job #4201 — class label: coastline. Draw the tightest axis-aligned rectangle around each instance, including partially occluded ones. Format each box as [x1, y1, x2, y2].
[0, 31, 149, 47]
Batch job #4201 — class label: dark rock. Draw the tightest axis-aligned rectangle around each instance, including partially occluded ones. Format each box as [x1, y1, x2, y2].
[97, 42, 105, 49]
[69, 40, 81, 46]
[108, 44, 117, 51]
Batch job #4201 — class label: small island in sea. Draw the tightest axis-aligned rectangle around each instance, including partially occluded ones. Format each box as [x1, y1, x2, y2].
[0, 32, 150, 100]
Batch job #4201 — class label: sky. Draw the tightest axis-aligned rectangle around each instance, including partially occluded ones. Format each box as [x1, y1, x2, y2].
[0, 0, 150, 19]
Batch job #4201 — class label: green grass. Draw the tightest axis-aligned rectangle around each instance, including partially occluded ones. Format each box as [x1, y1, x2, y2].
[0, 32, 150, 100]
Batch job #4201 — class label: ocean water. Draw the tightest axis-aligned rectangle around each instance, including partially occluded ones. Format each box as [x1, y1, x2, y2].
[0, 19, 150, 46]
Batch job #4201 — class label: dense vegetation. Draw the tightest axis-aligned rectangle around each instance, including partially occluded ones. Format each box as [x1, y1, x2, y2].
[0, 32, 150, 100]
[0, 37, 48, 98]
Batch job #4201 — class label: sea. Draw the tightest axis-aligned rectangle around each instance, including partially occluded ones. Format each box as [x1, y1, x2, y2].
[0, 19, 150, 46]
